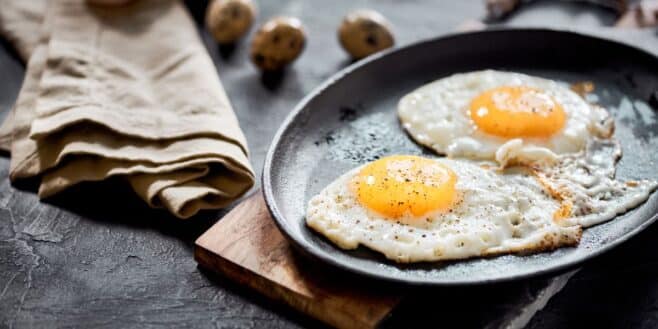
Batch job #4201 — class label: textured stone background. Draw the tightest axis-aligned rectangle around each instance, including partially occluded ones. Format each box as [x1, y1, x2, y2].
[0, 1, 656, 328]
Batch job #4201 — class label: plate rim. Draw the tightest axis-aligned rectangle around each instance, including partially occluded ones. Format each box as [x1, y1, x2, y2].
[262, 27, 658, 286]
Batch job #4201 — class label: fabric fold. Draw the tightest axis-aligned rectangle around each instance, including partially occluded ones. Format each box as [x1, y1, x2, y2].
[0, 0, 255, 218]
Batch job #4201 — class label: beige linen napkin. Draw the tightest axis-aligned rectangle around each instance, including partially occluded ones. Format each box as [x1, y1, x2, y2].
[0, 0, 46, 149]
[0, 0, 255, 218]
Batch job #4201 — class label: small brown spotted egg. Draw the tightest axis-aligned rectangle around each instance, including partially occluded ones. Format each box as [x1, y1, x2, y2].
[250, 16, 305, 71]
[205, 0, 256, 44]
[338, 10, 394, 60]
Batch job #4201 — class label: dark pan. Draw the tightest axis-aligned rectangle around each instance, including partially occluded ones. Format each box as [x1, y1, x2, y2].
[262, 28, 658, 285]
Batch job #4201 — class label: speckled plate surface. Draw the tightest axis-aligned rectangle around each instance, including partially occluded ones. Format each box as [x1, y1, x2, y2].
[262, 28, 658, 285]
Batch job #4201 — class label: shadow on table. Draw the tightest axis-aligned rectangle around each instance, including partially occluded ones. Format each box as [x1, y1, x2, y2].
[198, 266, 332, 329]
[12, 177, 228, 244]
[527, 221, 658, 329]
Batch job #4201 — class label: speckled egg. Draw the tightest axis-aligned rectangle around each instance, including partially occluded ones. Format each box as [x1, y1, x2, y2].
[205, 0, 256, 44]
[250, 16, 305, 71]
[338, 10, 394, 60]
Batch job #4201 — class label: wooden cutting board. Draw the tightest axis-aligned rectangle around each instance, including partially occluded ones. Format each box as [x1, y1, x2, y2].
[194, 191, 402, 329]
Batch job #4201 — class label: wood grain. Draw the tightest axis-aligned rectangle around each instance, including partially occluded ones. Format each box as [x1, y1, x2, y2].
[194, 191, 401, 329]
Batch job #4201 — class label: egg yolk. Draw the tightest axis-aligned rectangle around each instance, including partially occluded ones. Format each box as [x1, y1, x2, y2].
[352, 155, 457, 219]
[469, 86, 566, 138]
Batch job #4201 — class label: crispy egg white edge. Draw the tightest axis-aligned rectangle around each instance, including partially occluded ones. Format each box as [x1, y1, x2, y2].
[536, 140, 658, 228]
[306, 159, 582, 263]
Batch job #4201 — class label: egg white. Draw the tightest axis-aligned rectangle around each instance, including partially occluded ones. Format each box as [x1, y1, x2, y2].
[533, 140, 657, 228]
[398, 70, 614, 166]
[306, 144, 657, 263]
[306, 158, 581, 263]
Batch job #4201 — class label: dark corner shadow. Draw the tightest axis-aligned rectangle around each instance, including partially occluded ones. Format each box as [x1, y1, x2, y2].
[382, 274, 556, 328]
[257, 65, 304, 94]
[196, 266, 331, 329]
[526, 222, 658, 328]
[9, 175, 42, 193]
[217, 43, 237, 60]
[183, 0, 209, 27]
[528, 266, 658, 327]
[260, 70, 287, 91]
[0, 36, 24, 65]
[36, 177, 226, 243]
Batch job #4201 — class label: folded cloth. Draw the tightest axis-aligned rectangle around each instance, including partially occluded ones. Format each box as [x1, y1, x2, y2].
[0, 0, 255, 218]
[0, 0, 47, 149]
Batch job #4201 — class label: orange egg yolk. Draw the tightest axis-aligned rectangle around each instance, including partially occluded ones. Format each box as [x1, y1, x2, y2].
[469, 86, 566, 138]
[352, 155, 457, 219]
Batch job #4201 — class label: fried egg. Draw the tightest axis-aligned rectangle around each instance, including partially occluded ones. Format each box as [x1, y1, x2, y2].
[306, 152, 656, 263]
[398, 70, 614, 166]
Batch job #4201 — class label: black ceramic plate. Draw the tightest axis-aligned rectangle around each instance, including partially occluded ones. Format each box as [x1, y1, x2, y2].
[262, 28, 658, 285]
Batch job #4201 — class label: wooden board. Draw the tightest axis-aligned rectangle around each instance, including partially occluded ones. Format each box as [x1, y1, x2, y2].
[194, 191, 402, 329]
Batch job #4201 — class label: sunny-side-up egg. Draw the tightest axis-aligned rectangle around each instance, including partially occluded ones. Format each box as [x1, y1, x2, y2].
[306, 154, 657, 263]
[306, 155, 582, 263]
[398, 70, 615, 166]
